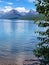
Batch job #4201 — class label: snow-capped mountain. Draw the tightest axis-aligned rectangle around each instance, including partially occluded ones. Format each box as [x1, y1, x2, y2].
[21, 9, 38, 19]
[26, 9, 38, 16]
[1, 9, 22, 19]
[0, 9, 38, 19]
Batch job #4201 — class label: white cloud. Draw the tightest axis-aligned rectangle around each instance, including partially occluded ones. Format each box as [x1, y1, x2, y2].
[15, 7, 29, 12]
[0, 6, 29, 13]
[7, 2, 13, 5]
[3, 6, 13, 12]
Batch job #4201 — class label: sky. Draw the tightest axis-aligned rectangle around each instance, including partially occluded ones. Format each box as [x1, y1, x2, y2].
[0, 0, 36, 12]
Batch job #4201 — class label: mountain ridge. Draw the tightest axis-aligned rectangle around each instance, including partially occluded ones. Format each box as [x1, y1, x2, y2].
[0, 9, 38, 19]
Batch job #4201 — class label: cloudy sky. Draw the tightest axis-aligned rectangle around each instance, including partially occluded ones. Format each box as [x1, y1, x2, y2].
[0, 0, 36, 12]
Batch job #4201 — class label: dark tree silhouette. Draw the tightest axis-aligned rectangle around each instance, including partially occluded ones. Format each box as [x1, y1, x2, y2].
[35, 0, 49, 20]
[33, 0, 49, 65]
[33, 21, 49, 65]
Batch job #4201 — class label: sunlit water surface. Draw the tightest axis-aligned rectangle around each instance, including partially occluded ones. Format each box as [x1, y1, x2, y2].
[0, 20, 45, 65]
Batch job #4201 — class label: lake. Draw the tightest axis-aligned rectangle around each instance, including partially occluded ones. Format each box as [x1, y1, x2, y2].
[0, 20, 45, 65]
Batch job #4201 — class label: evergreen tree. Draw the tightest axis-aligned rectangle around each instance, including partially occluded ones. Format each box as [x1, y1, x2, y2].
[35, 0, 49, 20]
[33, 21, 49, 65]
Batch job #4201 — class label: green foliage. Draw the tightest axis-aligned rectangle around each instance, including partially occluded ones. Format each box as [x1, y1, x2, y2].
[33, 0, 49, 64]
[33, 21, 49, 65]
[35, 0, 49, 20]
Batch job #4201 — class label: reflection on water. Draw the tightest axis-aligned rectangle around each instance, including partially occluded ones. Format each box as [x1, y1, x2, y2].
[0, 20, 44, 64]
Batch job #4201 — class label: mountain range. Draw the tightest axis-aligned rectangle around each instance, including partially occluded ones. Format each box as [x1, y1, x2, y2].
[0, 9, 38, 19]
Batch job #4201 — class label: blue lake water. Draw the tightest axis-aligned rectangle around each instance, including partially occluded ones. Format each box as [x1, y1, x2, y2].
[0, 20, 45, 64]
